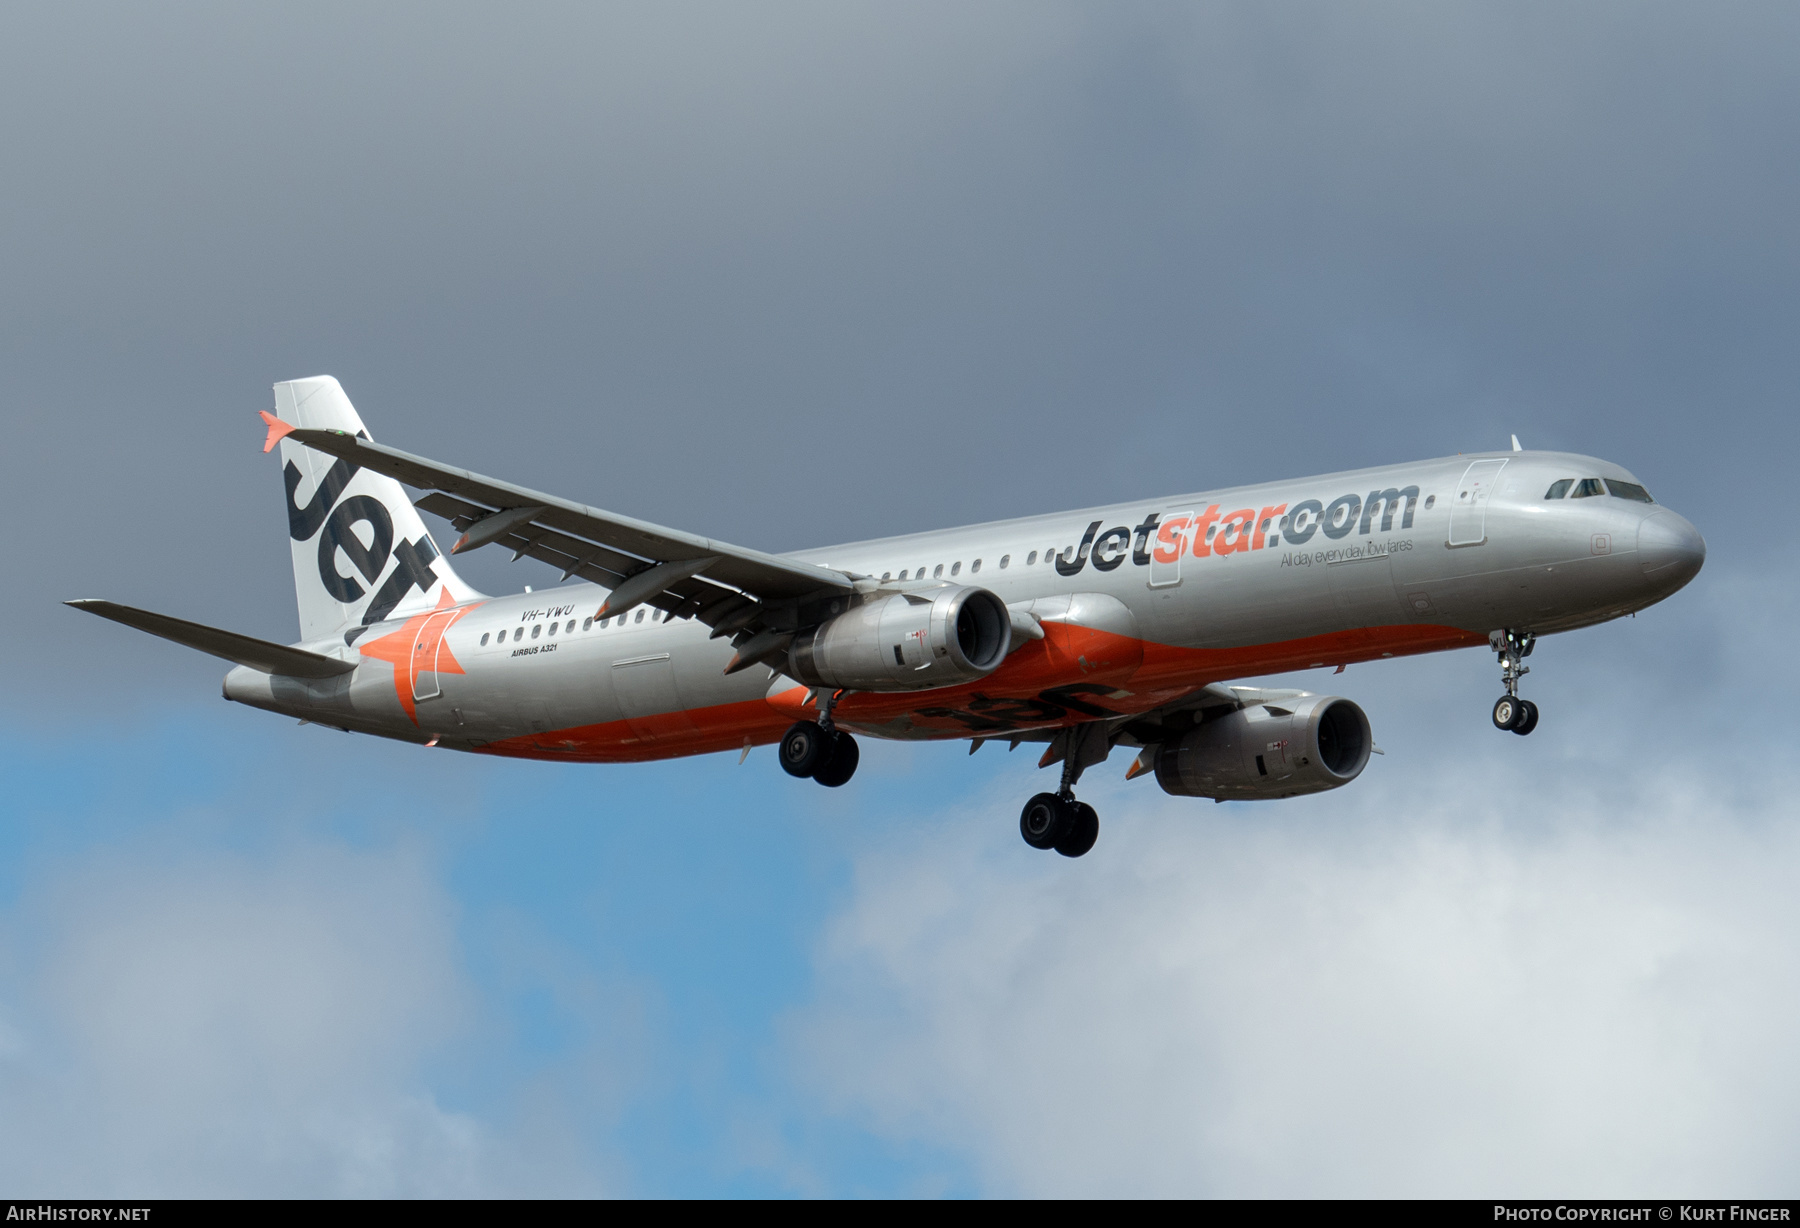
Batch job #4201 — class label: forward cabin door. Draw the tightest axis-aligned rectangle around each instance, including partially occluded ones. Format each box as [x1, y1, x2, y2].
[1448, 459, 1508, 547]
[1149, 510, 1194, 588]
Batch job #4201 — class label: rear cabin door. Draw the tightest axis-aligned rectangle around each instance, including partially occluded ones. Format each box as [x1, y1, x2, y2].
[1448, 459, 1509, 547]
[411, 608, 459, 702]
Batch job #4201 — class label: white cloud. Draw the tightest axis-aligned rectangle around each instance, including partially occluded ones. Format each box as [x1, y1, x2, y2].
[0, 837, 608, 1197]
[790, 598, 1800, 1197]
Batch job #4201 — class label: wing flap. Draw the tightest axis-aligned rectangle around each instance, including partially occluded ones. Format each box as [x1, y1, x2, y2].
[413, 494, 745, 620]
[285, 428, 852, 603]
[67, 600, 357, 678]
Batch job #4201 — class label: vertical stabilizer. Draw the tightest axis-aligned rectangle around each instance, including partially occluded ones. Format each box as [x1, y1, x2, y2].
[274, 376, 480, 641]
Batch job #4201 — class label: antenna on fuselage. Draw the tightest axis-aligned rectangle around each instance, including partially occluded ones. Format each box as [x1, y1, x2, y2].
[1511, 434, 1523, 452]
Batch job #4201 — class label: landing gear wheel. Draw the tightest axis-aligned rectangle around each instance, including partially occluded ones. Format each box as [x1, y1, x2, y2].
[1020, 792, 1074, 850]
[812, 732, 860, 787]
[1492, 696, 1525, 731]
[780, 722, 833, 778]
[1512, 700, 1539, 736]
[1054, 802, 1099, 858]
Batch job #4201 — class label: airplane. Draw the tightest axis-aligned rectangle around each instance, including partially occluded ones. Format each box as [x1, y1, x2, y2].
[70, 376, 1705, 858]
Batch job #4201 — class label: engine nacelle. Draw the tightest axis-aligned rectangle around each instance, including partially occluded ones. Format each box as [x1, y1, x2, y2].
[789, 585, 1011, 692]
[1153, 695, 1372, 800]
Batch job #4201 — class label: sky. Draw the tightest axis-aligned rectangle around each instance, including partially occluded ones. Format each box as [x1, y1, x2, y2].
[1, 0, 1796, 1197]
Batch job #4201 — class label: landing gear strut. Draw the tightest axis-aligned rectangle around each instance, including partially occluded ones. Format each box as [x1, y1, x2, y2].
[1490, 629, 1539, 736]
[779, 690, 860, 787]
[1018, 727, 1102, 857]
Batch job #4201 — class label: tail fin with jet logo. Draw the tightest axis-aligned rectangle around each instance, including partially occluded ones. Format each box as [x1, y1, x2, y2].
[270, 376, 480, 641]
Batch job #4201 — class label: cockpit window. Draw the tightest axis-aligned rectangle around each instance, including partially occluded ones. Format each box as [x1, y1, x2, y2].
[1607, 480, 1654, 503]
[1544, 479, 1573, 499]
[1569, 478, 1606, 499]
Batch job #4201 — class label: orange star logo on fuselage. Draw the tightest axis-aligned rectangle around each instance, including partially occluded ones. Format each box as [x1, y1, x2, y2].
[357, 589, 475, 723]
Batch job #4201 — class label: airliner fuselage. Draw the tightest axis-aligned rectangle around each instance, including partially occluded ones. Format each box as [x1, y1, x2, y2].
[224, 450, 1701, 761]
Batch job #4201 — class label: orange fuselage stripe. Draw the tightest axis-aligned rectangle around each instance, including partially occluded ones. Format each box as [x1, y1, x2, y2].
[473, 621, 1483, 764]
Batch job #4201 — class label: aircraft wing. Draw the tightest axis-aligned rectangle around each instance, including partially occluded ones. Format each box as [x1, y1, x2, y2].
[1110, 683, 1314, 743]
[1106, 682, 1336, 779]
[265, 418, 857, 640]
[66, 599, 356, 678]
[1012, 682, 1320, 777]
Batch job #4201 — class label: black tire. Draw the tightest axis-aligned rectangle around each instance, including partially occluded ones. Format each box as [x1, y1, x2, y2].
[1492, 696, 1523, 731]
[1513, 700, 1539, 736]
[1055, 802, 1099, 858]
[1020, 792, 1074, 850]
[813, 732, 860, 787]
[779, 722, 833, 778]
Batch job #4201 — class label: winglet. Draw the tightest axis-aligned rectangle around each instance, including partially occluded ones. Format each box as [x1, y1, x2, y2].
[259, 411, 297, 454]
[1124, 748, 1156, 781]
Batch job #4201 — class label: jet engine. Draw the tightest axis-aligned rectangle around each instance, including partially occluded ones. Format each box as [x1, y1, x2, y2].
[1153, 695, 1371, 800]
[789, 585, 1011, 691]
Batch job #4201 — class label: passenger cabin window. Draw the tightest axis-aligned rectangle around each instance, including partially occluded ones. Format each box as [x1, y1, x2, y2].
[882, 572, 892, 581]
[480, 632, 490, 646]
[513, 627, 523, 642]
[1570, 478, 1606, 499]
[933, 564, 944, 578]
[634, 609, 645, 623]
[1544, 479, 1573, 499]
[531, 624, 542, 639]
[1000, 555, 1010, 569]
[970, 559, 981, 573]
[951, 561, 961, 576]
[1027, 551, 1037, 565]
[583, 617, 593, 631]
[898, 570, 908, 580]
[1608, 480, 1654, 503]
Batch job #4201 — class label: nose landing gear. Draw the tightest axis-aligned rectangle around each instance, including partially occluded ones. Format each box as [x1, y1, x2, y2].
[1490, 630, 1539, 735]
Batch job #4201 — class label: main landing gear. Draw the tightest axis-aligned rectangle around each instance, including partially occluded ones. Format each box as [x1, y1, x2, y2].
[1020, 793, 1099, 858]
[1490, 629, 1540, 736]
[1018, 725, 1104, 858]
[779, 690, 859, 787]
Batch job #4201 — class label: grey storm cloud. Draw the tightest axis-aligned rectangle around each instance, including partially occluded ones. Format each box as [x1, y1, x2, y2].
[2, 2, 1791, 689]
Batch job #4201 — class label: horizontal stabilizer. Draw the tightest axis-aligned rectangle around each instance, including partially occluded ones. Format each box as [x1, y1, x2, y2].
[65, 600, 356, 679]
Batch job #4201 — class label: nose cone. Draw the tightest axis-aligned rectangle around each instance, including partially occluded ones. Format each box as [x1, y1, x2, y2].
[1637, 511, 1705, 591]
